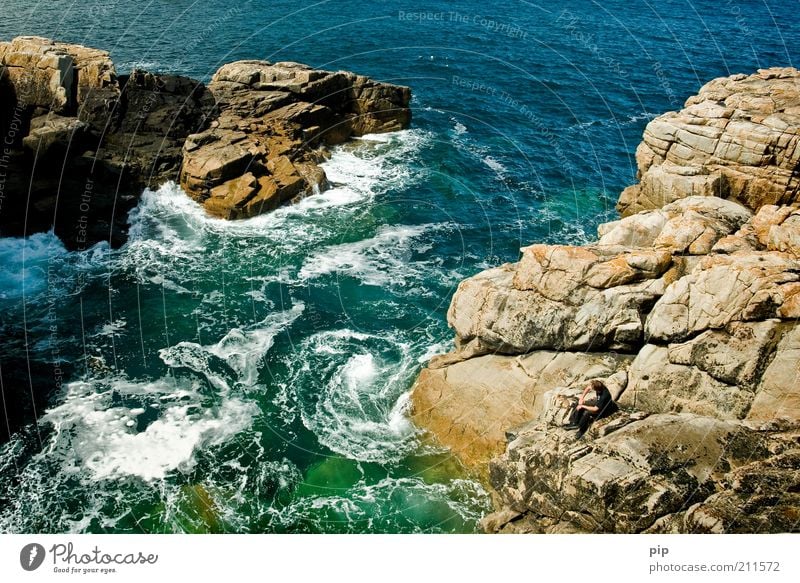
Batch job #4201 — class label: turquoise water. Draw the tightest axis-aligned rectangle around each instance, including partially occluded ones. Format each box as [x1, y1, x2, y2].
[0, 0, 798, 533]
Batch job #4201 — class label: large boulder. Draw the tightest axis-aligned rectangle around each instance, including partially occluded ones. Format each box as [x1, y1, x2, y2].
[179, 60, 410, 218]
[618, 68, 800, 216]
[598, 196, 752, 253]
[620, 320, 800, 423]
[447, 246, 671, 355]
[714, 203, 800, 256]
[621, 343, 756, 421]
[0, 36, 78, 113]
[410, 351, 632, 466]
[0, 36, 117, 115]
[645, 251, 800, 343]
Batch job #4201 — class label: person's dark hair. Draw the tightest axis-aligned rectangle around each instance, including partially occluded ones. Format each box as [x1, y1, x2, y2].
[588, 379, 607, 393]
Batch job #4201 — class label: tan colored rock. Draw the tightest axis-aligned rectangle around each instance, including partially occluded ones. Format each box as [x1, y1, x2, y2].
[768, 216, 800, 256]
[712, 204, 800, 257]
[0, 36, 117, 114]
[747, 324, 800, 423]
[446, 245, 671, 354]
[596, 207, 667, 247]
[409, 351, 632, 466]
[655, 199, 751, 254]
[181, 134, 254, 190]
[479, 509, 522, 533]
[761, 207, 800, 256]
[620, 344, 754, 419]
[179, 60, 410, 218]
[347, 73, 412, 134]
[515, 244, 672, 298]
[645, 251, 800, 343]
[488, 414, 771, 533]
[621, 320, 793, 421]
[0, 36, 75, 112]
[667, 320, 784, 388]
[64, 44, 116, 92]
[620, 163, 726, 214]
[598, 196, 751, 253]
[204, 172, 260, 219]
[537, 385, 586, 428]
[449, 264, 667, 353]
[619, 68, 800, 216]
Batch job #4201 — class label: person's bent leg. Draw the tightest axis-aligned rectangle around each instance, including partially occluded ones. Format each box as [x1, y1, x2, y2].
[576, 411, 593, 437]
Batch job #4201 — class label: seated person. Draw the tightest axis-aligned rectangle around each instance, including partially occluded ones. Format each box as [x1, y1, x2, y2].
[566, 379, 618, 438]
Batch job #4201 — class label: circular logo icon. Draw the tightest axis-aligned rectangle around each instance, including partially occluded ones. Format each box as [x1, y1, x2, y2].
[20, 543, 46, 571]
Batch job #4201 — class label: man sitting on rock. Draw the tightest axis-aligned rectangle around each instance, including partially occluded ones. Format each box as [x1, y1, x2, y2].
[566, 379, 618, 438]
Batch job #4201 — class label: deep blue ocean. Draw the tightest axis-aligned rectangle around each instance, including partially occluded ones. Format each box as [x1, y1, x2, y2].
[0, 0, 798, 533]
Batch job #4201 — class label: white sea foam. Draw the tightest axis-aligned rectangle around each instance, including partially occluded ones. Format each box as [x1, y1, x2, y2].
[285, 329, 420, 463]
[94, 319, 127, 338]
[40, 376, 256, 481]
[298, 223, 448, 288]
[319, 150, 383, 198]
[314, 129, 428, 205]
[115, 128, 431, 290]
[352, 132, 393, 143]
[204, 302, 304, 386]
[0, 232, 66, 300]
[161, 303, 304, 391]
[482, 155, 508, 176]
[34, 303, 302, 482]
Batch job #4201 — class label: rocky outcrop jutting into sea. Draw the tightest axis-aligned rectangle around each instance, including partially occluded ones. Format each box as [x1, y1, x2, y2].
[0, 36, 410, 247]
[179, 61, 410, 219]
[618, 68, 800, 215]
[410, 67, 800, 533]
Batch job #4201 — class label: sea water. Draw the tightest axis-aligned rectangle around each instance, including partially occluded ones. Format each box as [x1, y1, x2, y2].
[0, 0, 797, 533]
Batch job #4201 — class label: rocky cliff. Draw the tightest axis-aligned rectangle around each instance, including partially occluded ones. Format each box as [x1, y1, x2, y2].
[618, 68, 800, 215]
[0, 36, 410, 247]
[410, 67, 800, 533]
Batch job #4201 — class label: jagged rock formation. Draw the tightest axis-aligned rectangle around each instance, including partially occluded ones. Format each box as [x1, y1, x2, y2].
[410, 68, 800, 533]
[0, 37, 215, 247]
[179, 60, 409, 219]
[484, 412, 799, 533]
[0, 36, 410, 246]
[412, 197, 776, 464]
[618, 68, 800, 216]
